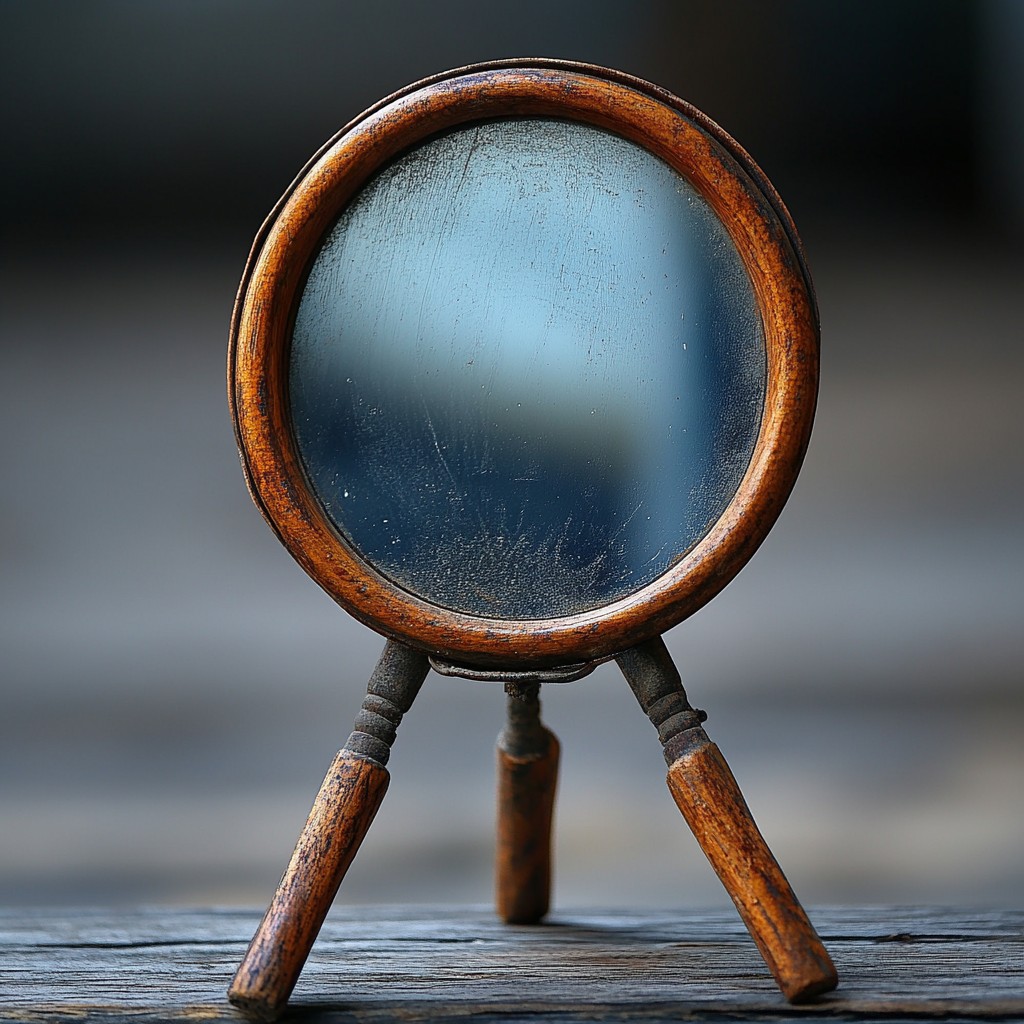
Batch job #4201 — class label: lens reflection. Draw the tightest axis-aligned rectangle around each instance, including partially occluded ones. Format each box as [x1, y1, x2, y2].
[290, 118, 764, 619]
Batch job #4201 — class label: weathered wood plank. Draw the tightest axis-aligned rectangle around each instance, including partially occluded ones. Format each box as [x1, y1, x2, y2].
[1, 906, 1022, 1022]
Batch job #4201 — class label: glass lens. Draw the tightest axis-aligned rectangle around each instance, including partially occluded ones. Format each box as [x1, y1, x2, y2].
[290, 118, 765, 619]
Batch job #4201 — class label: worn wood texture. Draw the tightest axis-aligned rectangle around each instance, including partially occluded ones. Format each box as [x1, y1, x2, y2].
[2, 905, 1022, 1022]
[666, 730, 837, 1002]
[495, 729, 560, 925]
[228, 752, 388, 1019]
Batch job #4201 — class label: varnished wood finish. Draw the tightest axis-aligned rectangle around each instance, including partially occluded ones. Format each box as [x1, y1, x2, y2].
[495, 729, 560, 924]
[7, 906, 1024, 1020]
[666, 730, 838, 1002]
[229, 59, 819, 669]
[228, 751, 389, 1019]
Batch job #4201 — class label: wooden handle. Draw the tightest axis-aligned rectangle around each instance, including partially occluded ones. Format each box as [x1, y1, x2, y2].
[228, 750, 389, 1020]
[666, 731, 837, 1002]
[495, 728, 560, 924]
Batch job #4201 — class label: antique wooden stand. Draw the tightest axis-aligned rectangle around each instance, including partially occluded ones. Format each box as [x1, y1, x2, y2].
[227, 60, 837, 1020]
[228, 640, 836, 1019]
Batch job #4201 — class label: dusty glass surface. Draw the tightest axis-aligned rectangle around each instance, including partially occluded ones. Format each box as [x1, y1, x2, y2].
[290, 118, 765, 619]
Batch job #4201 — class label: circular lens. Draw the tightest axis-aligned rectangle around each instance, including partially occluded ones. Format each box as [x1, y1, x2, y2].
[289, 118, 765, 619]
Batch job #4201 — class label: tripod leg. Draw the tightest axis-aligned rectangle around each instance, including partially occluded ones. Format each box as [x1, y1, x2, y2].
[617, 638, 837, 1003]
[495, 681, 560, 924]
[228, 641, 430, 1020]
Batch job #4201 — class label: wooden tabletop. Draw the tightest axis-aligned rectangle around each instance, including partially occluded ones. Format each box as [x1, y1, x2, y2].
[3, 905, 1022, 1022]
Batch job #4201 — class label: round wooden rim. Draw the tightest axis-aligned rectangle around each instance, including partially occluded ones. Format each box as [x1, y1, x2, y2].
[230, 60, 818, 669]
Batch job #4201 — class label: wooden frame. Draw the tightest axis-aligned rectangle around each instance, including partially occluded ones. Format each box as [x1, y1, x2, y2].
[229, 58, 818, 670]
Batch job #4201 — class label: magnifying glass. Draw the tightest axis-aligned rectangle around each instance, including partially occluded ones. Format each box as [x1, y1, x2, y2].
[227, 60, 836, 1018]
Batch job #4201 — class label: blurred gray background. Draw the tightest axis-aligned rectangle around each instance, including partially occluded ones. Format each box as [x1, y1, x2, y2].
[2, 1, 1022, 912]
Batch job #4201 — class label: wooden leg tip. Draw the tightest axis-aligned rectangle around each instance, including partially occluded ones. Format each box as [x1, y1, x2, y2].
[499, 906, 549, 926]
[227, 988, 285, 1022]
[781, 965, 839, 1004]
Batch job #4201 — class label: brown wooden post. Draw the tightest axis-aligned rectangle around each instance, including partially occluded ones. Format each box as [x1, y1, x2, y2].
[228, 642, 430, 1020]
[618, 638, 837, 1003]
[495, 682, 560, 924]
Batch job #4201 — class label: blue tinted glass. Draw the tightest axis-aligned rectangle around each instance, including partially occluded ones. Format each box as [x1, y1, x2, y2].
[290, 118, 765, 619]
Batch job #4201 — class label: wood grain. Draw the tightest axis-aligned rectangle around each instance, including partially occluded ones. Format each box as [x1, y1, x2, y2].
[495, 728, 560, 924]
[227, 751, 388, 1019]
[666, 730, 837, 1002]
[3, 906, 1022, 1021]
